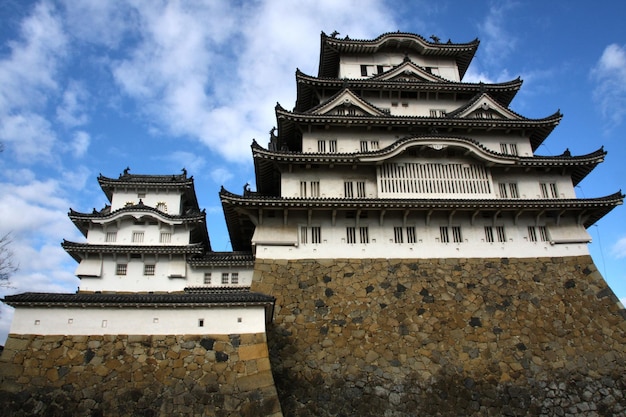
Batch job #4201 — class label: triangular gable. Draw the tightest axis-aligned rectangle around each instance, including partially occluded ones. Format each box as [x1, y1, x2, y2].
[311, 89, 387, 117]
[372, 61, 444, 83]
[451, 93, 521, 120]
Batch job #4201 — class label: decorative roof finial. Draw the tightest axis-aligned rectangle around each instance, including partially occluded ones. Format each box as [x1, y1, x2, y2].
[330, 30, 339, 38]
[430, 35, 440, 43]
[123, 167, 130, 176]
[182, 168, 187, 177]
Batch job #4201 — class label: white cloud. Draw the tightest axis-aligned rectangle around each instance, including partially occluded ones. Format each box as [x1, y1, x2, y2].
[210, 167, 234, 186]
[69, 131, 91, 158]
[0, 113, 58, 163]
[56, 81, 90, 128]
[109, 0, 395, 163]
[591, 43, 626, 129]
[166, 151, 206, 174]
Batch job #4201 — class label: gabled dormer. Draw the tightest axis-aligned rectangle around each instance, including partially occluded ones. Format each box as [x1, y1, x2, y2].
[309, 88, 388, 117]
[371, 60, 451, 83]
[449, 92, 525, 120]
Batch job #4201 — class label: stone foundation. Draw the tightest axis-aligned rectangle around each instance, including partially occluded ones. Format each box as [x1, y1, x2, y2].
[252, 255, 626, 416]
[0, 333, 282, 417]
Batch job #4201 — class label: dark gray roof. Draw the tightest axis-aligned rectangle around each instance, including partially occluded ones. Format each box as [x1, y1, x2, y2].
[3, 289, 275, 308]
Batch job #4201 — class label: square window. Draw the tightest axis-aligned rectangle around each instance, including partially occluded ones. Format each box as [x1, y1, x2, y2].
[116, 264, 127, 275]
[132, 231, 144, 243]
[231, 272, 239, 284]
[160, 232, 171, 243]
[222, 273, 229, 285]
[144, 264, 155, 276]
[204, 272, 211, 284]
[105, 232, 117, 242]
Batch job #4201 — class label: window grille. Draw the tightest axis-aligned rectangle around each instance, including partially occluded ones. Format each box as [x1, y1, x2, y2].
[344, 182, 354, 198]
[156, 202, 167, 212]
[311, 181, 320, 197]
[144, 264, 155, 276]
[485, 226, 494, 243]
[116, 264, 127, 275]
[509, 184, 519, 198]
[528, 226, 537, 242]
[394, 227, 403, 243]
[222, 273, 229, 285]
[329, 140, 337, 153]
[231, 272, 239, 284]
[370, 141, 379, 150]
[311, 227, 321, 244]
[132, 231, 144, 243]
[159, 232, 171, 243]
[550, 183, 559, 198]
[360, 141, 368, 152]
[499, 183, 508, 198]
[509, 143, 518, 155]
[406, 227, 417, 243]
[539, 226, 549, 241]
[359, 227, 369, 244]
[204, 272, 211, 284]
[317, 140, 326, 153]
[106, 232, 117, 243]
[496, 226, 506, 242]
[300, 181, 307, 197]
[452, 226, 462, 243]
[346, 227, 356, 244]
[378, 162, 491, 196]
[440, 227, 450, 243]
[500, 143, 508, 154]
[300, 226, 308, 244]
[356, 181, 366, 198]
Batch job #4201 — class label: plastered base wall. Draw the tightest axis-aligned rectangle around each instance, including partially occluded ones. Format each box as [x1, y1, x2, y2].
[252, 255, 626, 416]
[0, 333, 282, 417]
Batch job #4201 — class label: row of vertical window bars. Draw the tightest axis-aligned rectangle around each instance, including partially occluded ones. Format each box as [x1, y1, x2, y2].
[346, 227, 370, 244]
[527, 226, 549, 242]
[344, 181, 366, 198]
[393, 227, 417, 243]
[439, 226, 462, 243]
[300, 226, 322, 244]
[540, 183, 559, 198]
[300, 181, 320, 197]
[317, 140, 382, 153]
[379, 163, 491, 195]
[498, 183, 520, 198]
[500, 143, 519, 155]
[107, 231, 172, 243]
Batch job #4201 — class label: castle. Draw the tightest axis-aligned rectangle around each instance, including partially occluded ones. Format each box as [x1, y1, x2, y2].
[1, 32, 625, 416]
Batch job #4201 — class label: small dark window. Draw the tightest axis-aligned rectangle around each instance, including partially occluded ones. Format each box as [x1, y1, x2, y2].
[360, 65, 368, 76]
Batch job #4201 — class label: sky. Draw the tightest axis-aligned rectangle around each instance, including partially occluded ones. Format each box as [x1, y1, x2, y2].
[0, 0, 625, 343]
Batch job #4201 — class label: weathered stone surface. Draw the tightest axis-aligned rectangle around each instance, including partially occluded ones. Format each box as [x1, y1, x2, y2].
[253, 255, 626, 416]
[0, 332, 282, 416]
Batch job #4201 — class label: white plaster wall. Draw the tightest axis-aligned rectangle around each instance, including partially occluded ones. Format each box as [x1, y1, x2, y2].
[9, 306, 267, 335]
[252, 213, 591, 260]
[87, 219, 190, 245]
[338, 53, 459, 81]
[111, 190, 182, 214]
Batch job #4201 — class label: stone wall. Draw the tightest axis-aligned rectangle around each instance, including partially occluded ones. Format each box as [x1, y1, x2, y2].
[252, 255, 626, 416]
[0, 333, 282, 417]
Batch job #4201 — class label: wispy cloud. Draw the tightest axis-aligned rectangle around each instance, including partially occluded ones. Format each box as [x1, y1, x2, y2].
[591, 43, 626, 129]
[612, 236, 626, 259]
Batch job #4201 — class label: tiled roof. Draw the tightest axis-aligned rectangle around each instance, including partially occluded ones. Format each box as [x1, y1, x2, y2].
[188, 251, 255, 267]
[61, 240, 206, 262]
[295, 70, 522, 111]
[318, 32, 479, 80]
[3, 289, 275, 308]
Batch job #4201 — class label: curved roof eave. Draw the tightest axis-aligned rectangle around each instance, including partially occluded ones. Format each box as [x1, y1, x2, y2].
[318, 31, 479, 79]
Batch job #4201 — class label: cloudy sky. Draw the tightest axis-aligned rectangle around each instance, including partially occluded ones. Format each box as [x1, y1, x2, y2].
[0, 0, 625, 343]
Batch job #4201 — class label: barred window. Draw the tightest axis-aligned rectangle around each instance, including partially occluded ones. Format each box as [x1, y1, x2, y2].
[360, 141, 368, 152]
[106, 232, 117, 242]
[156, 202, 167, 212]
[539, 226, 549, 241]
[346, 227, 356, 244]
[344, 182, 354, 198]
[300, 226, 308, 244]
[452, 226, 462, 243]
[394, 227, 403, 243]
[329, 140, 337, 153]
[499, 183, 508, 198]
[406, 227, 417, 243]
[359, 227, 369, 244]
[204, 272, 211, 284]
[356, 181, 366, 198]
[222, 272, 229, 285]
[528, 226, 538, 242]
[116, 264, 127, 275]
[311, 227, 322, 244]
[144, 264, 155, 276]
[485, 226, 494, 243]
[317, 140, 326, 153]
[159, 232, 171, 243]
[509, 184, 519, 198]
[440, 227, 449, 243]
[496, 226, 506, 242]
[310, 181, 320, 197]
[231, 272, 239, 284]
[132, 231, 144, 243]
[300, 181, 307, 197]
[370, 141, 379, 150]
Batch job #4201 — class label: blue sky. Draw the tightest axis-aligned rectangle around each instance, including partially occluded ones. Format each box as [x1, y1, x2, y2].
[0, 0, 625, 343]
